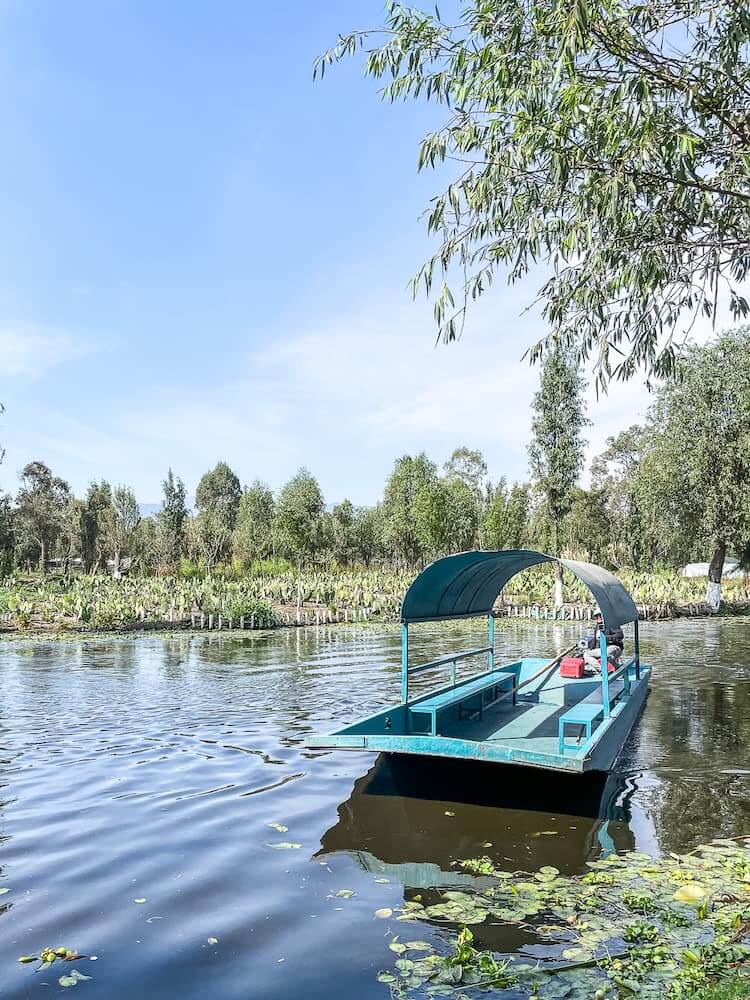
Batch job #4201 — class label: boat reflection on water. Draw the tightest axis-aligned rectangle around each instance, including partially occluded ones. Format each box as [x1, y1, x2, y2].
[318, 754, 635, 950]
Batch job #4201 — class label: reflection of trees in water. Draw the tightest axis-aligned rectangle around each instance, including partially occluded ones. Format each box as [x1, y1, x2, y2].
[643, 648, 750, 851]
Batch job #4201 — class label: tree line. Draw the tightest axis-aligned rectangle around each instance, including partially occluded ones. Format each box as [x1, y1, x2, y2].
[1, 330, 748, 606]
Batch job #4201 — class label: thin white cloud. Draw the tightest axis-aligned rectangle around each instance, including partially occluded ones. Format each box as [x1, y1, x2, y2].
[3, 283, 742, 503]
[0, 326, 94, 378]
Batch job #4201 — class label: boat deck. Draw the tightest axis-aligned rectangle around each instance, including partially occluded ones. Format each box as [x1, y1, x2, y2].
[434, 668, 625, 755]
[309, 657, 650, 773]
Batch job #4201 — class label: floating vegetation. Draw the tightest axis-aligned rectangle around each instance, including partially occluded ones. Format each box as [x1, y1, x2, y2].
[267, 822, 289, 833]
[377, 839, 750, 998]
[59, 969, 92, 988]
[267, 841, 301, 850]
[18, 946, 86, 973]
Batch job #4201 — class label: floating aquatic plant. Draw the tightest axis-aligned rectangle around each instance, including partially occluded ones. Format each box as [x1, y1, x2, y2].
[377, 838, 750, 998]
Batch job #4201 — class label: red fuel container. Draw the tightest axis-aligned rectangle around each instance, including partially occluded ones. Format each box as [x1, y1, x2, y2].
[560, 657, 586, 678]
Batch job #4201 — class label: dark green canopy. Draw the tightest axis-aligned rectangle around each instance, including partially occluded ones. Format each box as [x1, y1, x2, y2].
[400, 550, 638, 630]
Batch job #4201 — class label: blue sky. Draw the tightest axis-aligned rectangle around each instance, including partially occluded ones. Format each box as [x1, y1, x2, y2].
[0, 0, 686, 505]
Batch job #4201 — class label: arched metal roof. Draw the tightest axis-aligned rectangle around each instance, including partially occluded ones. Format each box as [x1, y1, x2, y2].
[400, 549, 638, 630]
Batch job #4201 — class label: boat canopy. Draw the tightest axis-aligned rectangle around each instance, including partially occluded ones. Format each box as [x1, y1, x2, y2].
[400, 550, 638, 630]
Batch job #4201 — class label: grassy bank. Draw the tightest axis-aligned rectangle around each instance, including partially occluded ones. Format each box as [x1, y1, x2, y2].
[0, 565, 747, 633]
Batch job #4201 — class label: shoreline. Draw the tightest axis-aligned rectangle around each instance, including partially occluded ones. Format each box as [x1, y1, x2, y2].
[1, 600, 748, 642]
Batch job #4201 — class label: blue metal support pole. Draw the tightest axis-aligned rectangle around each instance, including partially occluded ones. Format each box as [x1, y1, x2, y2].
[487, 614, 495, 673]
[600, 630, 611, 716]
[401, 623, 409, 704]
[634, 619, 641, 680]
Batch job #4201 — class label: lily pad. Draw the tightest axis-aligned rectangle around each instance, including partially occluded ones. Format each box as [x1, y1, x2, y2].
[375, 908, 393, 919]
[334, 889, 356, 898]
[672, 882, 707, 903]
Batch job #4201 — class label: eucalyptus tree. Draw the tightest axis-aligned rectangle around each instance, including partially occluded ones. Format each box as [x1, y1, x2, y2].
[105, 486, 141, 577]
[15, 461, 71, 572]
[317, 1, 750, 387]
[274, 469, 325, 569]
[274, 468, 325, 619]
[443, 447, 487, 501]
[588, 426, 672, 569]
[195, 462, 241, 569]
[59, 498, 85, 574]
[350, 505, 384, 566]
[80, 481, 114, 573]
[381, 453, 438, 566]
[0, 493, 14, 575]
[528, 348, 588, 605]
[481, 480, 529, 550]
[643, 328, 750, 608]
[413, 475, 479, 558]
[233, 480, 275, 566]
[155, 469, 188, 570]
[329, 499, 356, 565]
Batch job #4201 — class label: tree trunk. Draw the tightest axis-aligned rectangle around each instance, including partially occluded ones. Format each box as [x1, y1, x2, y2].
[112, 548, 121, 579]
[296, 567, 302, 625]
[706, 541, 726, 611]
[39, 538, 46, 574]
[553, 560, 564, 608]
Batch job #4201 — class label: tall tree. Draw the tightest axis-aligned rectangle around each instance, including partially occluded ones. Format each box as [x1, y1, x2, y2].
[233, 480, 275, 565]
[414, 476, 479, 557]
[59, 498, 85, 574]
[381, 453, 438, 566]
[0, 492, 14, 575]
[443, 447, 487, 500]
[481, 480, 529, 551]
[644, 328, 750, 608]
[329, 499, 356, 565]
[155, 469, 188, 570]
[528, 349, 588, 605]
[195, 461, 241, 569]
[274, 468, 325, 570]
[274, 468, 325, 620]
[104, 486, 141, 577]
[80, 481, 114, 573]
[15, 461, 71, 572]
[350, 505, 383, 567]
[318, 2, 750, 387]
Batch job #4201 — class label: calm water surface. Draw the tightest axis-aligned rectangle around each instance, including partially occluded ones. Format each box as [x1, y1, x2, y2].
[0, 619, 749, 998]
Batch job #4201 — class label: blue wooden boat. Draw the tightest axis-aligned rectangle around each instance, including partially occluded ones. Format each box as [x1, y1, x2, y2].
[309, 550, 651, 773]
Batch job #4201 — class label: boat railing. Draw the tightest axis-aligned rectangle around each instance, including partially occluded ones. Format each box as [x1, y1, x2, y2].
[407, 646, 492, 688]
[602, 656, 638, 714]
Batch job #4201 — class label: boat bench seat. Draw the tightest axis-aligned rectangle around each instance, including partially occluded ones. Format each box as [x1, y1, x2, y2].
[409, 669, 516, 737]
[558, 701, 605, 754]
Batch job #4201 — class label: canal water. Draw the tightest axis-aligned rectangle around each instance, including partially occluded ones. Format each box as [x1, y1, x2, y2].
[0, 619, 748, 998]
